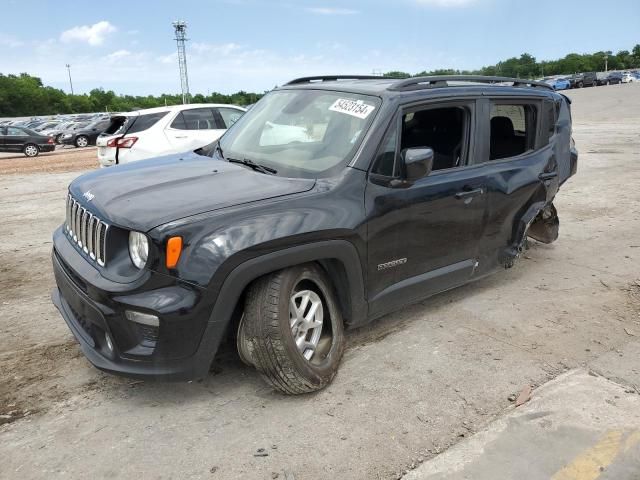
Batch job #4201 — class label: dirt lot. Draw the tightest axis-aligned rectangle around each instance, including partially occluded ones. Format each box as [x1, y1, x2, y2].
[1, 84, 639, 479]
[0, 146, 97, 175]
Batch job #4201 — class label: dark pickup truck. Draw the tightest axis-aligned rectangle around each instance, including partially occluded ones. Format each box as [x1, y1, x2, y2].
[51, 75, 578, 394]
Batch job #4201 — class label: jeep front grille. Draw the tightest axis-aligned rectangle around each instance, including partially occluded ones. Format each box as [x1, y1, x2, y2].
[65, 194, 109, 266]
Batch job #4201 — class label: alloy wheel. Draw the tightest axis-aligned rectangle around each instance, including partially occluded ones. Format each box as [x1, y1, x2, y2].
[289, 289, 324, 361]
[24, 145, 38, 157]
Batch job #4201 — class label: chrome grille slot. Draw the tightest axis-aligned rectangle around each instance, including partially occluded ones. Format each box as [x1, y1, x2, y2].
[65, 193, 109, 266]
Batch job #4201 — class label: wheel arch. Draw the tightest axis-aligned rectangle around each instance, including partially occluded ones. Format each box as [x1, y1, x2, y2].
[205, 240, 368, 348]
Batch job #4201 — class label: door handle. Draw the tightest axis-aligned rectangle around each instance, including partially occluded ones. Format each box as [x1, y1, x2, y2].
[455, 188, 484, 200]
[538, 172, 558, 181]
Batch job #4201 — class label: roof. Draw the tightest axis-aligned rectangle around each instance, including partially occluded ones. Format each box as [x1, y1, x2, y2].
[115, 103, 247, 117]
[277, 75, 557, 99]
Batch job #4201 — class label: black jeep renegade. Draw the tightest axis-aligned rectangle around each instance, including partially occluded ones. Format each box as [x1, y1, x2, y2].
[51, 75, 578, 394]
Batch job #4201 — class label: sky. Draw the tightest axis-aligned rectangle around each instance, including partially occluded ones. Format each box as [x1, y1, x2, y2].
[1, 0, 638, 96]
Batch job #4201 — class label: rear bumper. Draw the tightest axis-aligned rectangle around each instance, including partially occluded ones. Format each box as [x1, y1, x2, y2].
[51, 230, 228, 381]
[39, 144, 55, 152]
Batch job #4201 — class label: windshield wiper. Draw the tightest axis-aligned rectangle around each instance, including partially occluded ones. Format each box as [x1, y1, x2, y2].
[227, 157, 277, 175]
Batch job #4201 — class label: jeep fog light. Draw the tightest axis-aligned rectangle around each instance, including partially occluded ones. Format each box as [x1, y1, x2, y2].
[125, 310, 159, 327]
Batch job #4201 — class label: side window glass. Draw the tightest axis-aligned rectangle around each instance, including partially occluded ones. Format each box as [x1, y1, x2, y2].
[489, 104, 537, 160]
[371, 123, 399, 177]
[170, 112, 186, 130]
[181, 108, 217, 130]
[128, 112, 169, 133]
[217, 108, 244, 129]
[400, 106, 467, 171]
[7, 127, 23, 136]
[544, 101, 556, 141]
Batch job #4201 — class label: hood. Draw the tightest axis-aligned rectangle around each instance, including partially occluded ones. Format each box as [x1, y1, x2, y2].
[69, 151, 316, 232]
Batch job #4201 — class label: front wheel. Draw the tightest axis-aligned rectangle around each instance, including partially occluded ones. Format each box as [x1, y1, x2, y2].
[242, 263, 345, 394]
[23, 144, 39, 157]
[75, 135, 89, 148]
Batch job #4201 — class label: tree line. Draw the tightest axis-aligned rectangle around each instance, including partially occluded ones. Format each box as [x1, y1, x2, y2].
[0, 74, 264, 117]
[384, 45, 640, 80]
[1, 45, 639, 117]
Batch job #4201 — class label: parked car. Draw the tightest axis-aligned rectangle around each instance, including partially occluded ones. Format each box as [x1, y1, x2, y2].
[595, 72, 610, 86]
[543, 77, 571, 90]
[607, 72, 623, 85]
[621, 72, 636, 83]
[59, 119, 112, 147]
[0, 125, 55, 157]
[96, 104, 246, 167]
[34, 121, 62, 133]
[568, 72, 597, 88]
[51, 75, 577, 394]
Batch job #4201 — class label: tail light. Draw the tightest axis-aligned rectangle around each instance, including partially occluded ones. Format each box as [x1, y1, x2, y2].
[47, 137, 55, 144]
[107, 137, 138, 148]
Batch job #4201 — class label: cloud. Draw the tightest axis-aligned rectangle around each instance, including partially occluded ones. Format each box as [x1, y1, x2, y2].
[306, 7, 359, 15]
[414, 0, 476, 6]
[60, 21, 116, 46]
[0, 34, 24, 48]
[106, 50, 131, 60]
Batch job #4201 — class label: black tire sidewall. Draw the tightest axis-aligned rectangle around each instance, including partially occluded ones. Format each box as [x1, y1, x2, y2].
[275, 264, 345, 385]
[75, 136, 88, 147]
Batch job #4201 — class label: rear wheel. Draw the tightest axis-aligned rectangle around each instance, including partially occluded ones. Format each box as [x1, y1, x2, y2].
[75, 135, 89, 148]
[577, 81, 584, 88]
[242, 263, 345, 394]
[23, 144, 39, 157]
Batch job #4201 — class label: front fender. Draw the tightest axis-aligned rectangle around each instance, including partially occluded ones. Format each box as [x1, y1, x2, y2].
[205, 240, 368, 330]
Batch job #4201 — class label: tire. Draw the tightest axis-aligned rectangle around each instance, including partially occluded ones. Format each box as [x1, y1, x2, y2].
[23, 144, 39, 157]
[577, 81, 584, 88]
[242, 263, 345, 394]
[74, 135, 89, 148]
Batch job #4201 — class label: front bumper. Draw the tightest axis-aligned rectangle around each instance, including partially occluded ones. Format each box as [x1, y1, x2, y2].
[51, 229, 228, 381]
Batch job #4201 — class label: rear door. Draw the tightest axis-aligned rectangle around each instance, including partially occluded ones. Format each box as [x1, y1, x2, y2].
[165, 107, 223, 151]
[474, 96, 559, 269]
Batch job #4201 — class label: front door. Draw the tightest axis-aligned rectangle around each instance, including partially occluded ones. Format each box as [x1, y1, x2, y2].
[5, 127, 29, 152]
[365, 100, 487, 317]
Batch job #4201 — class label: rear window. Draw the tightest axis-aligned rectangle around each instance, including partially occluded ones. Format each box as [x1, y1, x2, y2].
[126, 112, 169, 134]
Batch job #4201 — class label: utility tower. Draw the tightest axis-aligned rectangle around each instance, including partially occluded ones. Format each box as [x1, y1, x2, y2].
[172, 21, 190, 104]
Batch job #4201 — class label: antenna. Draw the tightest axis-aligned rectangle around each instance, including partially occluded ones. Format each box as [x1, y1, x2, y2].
[172, 20, 190, 104]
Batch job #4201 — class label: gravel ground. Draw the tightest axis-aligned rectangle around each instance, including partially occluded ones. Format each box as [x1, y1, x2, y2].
[0, 84, 639, 480]
[0, 146, 97, 175]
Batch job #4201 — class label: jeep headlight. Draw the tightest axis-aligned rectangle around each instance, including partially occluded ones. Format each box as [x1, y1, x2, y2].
[129, 231, 148, 269]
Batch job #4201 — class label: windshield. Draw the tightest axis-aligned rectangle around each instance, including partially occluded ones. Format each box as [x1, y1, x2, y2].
[217, 89, 381, 178]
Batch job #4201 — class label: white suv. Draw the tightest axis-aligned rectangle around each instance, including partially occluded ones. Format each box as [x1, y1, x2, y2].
[96, 104, 246, 167]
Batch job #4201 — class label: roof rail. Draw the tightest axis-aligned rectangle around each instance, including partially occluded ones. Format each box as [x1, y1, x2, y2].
[387, 75, 553, 91]
[285, 75, 395, 85]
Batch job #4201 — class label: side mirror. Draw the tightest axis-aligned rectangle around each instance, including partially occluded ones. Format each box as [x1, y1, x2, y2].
[402, 147, 434, 182]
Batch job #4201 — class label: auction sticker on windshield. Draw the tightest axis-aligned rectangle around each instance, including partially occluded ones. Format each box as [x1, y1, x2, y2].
[329, 99, 376, 119]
